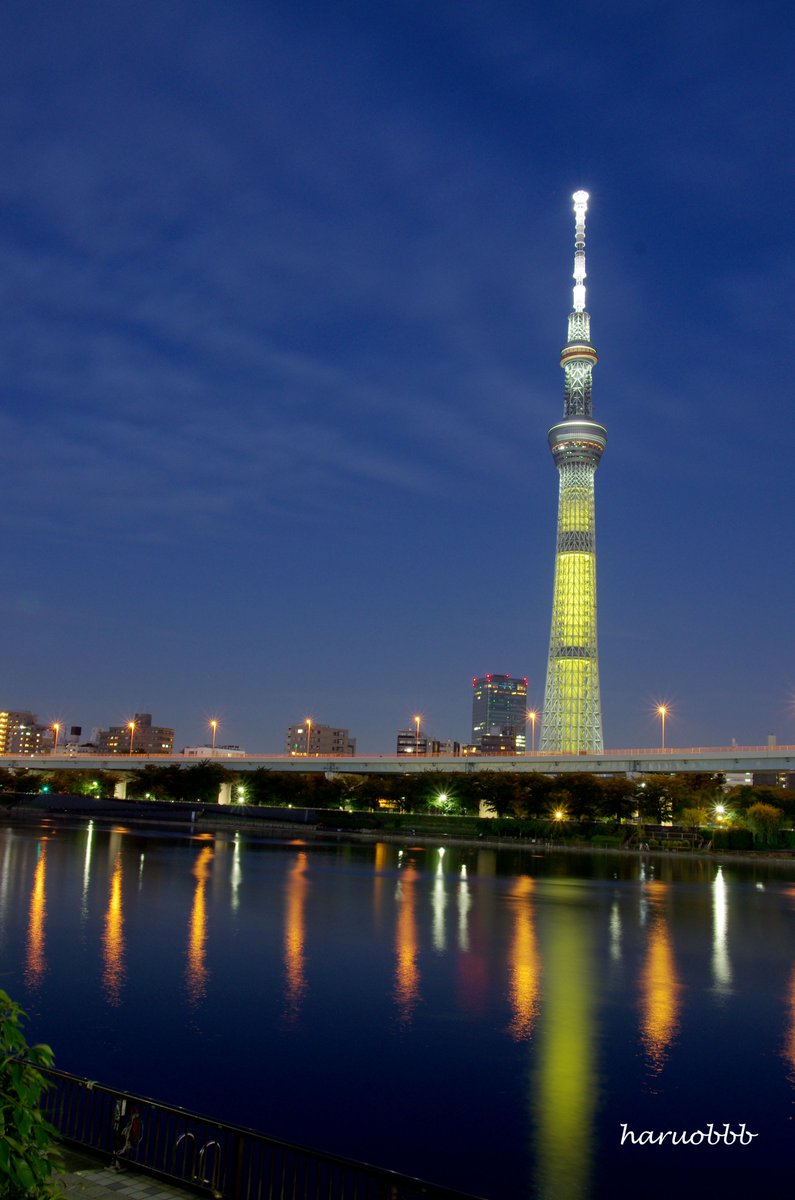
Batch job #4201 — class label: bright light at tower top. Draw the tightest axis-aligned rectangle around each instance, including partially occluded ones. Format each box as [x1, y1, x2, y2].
[572, 189, 589, 313]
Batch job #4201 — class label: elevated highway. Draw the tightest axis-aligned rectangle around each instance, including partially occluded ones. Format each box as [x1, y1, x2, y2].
[2, 746, 793, 777]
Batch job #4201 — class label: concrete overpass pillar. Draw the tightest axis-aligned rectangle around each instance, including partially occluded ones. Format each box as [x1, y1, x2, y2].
[114, 778, 127, 800]
[218, 782, 232, 805]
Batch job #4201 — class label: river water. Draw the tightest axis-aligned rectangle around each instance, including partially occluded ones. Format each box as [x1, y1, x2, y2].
[0, 816, 793, 1198]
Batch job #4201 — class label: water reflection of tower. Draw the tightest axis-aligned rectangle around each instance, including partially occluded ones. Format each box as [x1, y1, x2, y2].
[533, 889, 597, 1200]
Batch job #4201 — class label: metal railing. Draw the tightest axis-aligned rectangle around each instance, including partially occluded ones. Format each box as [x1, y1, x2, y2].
[41, 1066, 486, 1200]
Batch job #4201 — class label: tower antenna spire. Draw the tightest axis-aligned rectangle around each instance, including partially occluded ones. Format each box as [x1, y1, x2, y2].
[540, 190, 607, 754]
[571, 189, 589, 313]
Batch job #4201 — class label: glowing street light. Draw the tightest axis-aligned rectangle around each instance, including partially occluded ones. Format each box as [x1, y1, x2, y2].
[305, 717, 312, 756]
[527, 709, 538, 755]
[414, 714, 421, 755]
[210, 719, 218, 755]
[657, 705, 668, 751]
[52, 722, 60, 754]
[128, 721, 136, 755]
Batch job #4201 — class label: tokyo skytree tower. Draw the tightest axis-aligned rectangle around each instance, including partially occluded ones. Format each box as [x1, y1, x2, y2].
[540, 191, 607, 753]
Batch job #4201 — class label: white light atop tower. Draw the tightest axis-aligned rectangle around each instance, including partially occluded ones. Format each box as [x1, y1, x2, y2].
[572, 189, 589, 312]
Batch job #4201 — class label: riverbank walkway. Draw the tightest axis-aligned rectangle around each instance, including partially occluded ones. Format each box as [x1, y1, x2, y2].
[56, 1146, 198, 1200]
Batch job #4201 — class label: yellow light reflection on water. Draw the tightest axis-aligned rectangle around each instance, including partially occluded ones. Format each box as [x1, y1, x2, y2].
[374, 843, 390, 873]
[102, 852, 125, 1006]
[394, 861, 421, 1024]
[533, 895, 596, 1200]
[186, 846, 213, 1005]
[284, 851, 309, 1022]
[25, 841, 47, 988]
[372, 842, 391, 928]
[507, 876, 540, 1041]
[639, 882, 680, 1074]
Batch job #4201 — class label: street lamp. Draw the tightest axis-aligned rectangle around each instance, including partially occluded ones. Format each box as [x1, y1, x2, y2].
[305, 717, 312, 756]
[414, 714, 421, 755]
[52, 722, 60, 754]
[210, 719, 218, 755]
[128, 721, 136, 755]
[657, 705, 667, 751]
[527, 709, 538, 755]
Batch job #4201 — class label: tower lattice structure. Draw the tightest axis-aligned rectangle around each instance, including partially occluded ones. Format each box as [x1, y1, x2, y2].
[540, 191, 606, 753]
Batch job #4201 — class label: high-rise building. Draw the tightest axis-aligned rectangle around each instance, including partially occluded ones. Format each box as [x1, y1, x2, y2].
[97, 713, 175, 755]
[541, 191, 606, 754]
[0, 711, 47, 755]
[286, 723, 356, 756]
[471, 675, 527, 752]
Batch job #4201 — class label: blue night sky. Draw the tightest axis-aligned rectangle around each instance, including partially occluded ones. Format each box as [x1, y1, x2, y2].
[1, 1, 793, 754]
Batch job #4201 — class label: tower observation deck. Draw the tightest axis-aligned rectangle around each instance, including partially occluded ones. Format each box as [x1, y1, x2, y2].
[540, 191, 606, 753]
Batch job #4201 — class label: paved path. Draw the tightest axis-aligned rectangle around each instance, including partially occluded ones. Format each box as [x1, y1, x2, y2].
[56, 1148, 200, 1200]
[57, 1167, 196, 1200]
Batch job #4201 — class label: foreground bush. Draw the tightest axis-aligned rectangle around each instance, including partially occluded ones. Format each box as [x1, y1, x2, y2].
[0, 990, 64, 1198]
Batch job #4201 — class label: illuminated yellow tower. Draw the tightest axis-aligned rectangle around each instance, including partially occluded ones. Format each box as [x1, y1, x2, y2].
[541, 191, 606, 753]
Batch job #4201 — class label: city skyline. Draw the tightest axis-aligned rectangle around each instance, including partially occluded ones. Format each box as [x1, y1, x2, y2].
[1, 3, 793, 754]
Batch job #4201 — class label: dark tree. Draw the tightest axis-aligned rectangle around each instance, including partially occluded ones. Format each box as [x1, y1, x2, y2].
[596, 777, 637, 821]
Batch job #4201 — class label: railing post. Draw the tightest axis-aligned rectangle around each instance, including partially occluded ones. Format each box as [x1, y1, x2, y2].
[229, 1130, 245, 1199]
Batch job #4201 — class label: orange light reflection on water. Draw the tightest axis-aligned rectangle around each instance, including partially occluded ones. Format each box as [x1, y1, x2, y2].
[507, 875, 540, 1041]
[25, 842, 47, 988]
[186, 846, 213, 1004]
[639, 882, 680, 1074]
[102, 853, 125, 1006]
[284, 851, 309, 1022]
[394, 861, 421, 1024]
